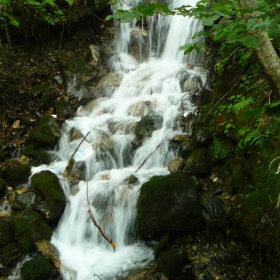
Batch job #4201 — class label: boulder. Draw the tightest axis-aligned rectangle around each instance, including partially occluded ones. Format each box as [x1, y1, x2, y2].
[0, 177, 7, 198]
[191, 126, 212, 147]
[135, 116, 162, 142]
[168, 157, 184, 173]
[55, 97, 74, 119]
[22, 144, 53, 165]
[183, 148, 212, 177]
[2, 243, 21, 265]
[13, 191, 38, 211]
[157, 245, 190, 279]
[11, 211, 52, 253]
[3, 164, 31, 188]
[137, 173, 204, 239]
[28, 116, 61, 149]
[0, 217, 14, 246]
[203, 197, 226, 228]
[21, 256, 52, 280]
[31, 170, 65, 221]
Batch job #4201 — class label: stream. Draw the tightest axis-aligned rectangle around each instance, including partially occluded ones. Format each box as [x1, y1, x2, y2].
[31, 0, 206, 279]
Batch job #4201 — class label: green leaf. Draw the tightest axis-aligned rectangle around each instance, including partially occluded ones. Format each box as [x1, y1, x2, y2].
[243, 108, 263, 118]
[65, 0, 73, 5]
[201, 17, 214, 26]
[0, 0, 11, 3]
[241, 35, 260, 48]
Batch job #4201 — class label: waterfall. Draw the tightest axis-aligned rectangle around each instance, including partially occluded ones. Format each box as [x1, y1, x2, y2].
[32, 0, 206, 279]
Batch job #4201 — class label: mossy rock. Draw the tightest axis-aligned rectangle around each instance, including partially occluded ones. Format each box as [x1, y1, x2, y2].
[0, 218, 14, 246]
[157, 245, 191, 279]
[21, 256, 52, 280]
[3, 164, 31, 188]
[28, 83, 50, 99]
[31, 170, 65, 220]
[137, 173, 204, 239]
[134, 116, 163, 141]
[22, 144, 53, 164]
[0, 176, 7, 198]
[183, 147, 212, 177]
[55, 97, 74, 119]
[2, 243, 21, 265]
[10, 211, 52, 253]
[28, 116, 61, 149]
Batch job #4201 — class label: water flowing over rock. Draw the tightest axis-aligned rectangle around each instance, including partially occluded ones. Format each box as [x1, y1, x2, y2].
[29, 0, 206, 278]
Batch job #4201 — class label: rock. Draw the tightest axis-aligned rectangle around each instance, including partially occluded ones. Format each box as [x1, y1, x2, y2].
[157, 245, 190, 279]
[0, 217, 14, 246]
[0, 177, 7, 198]
[154, 234, 170, 260]
[134, 116, 163, 142]
[28, 83, 50, 99]
[2, 243, 21, 265]
[88, 44, 100, 66]
[21, 256, 52, 280]
[123, 174, 139, 185]
[129, 27, 149, 61]
[3, 164, 31, 188]
[35, 240, 60, 271]
[69, 128, 84, 142]
[192, 126, 212, 147]
[128, 100, 154, 116]
[22, 144, 53, 165]
[137, 173, 205, 239]
[55, 97, 74, 119]
[13, 191, 38, 211]
[183, 148, 212, 177]
[31, 170, 65, 221]
[11, 211, 52, 253]
[168, 157, 184, 173]
[58, 56, 97, 105]
[203, 197, 226, 228]
[28, 116, 61, 149]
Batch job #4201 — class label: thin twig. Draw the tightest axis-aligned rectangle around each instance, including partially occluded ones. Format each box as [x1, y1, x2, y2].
[135, 143, 161, 172]
[70, 131, 91, 159]
[86, 182, 116, 251]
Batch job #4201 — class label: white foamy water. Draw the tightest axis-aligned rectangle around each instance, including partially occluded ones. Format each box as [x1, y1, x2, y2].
[31, 0, 205, 279]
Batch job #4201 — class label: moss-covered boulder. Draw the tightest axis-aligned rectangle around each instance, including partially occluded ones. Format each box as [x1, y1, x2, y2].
[157, 245, 191, 279]
[22, 144, 53, 165]
[2, 243, 21, 265]
[0, 218, 14, 246]
[55, 97, 74, 119]
[3, 164, 31, 188]
[21, 256, 52, 280]
[31, 171, 65, 220]
[0, 176, 7, 198]
[183, 147, 212, 177]
[137, 173, 204, 239]
[28, 116, 61, 149]
[11, 211, 52, 253]
[135, 116, 163, 141]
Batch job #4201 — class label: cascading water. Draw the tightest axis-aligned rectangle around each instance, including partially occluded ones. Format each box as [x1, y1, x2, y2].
[32, 0, 206, 279]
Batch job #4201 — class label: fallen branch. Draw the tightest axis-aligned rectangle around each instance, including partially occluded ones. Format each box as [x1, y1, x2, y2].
[135, 143, 161, 173]
[64, 131, 91, 177]
[86, 182, 116, 252]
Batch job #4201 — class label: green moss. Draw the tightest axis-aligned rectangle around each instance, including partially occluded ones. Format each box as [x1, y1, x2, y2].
[31, 170, 65, 219]
[2, 243, 21, 265]
[28, 116, 61, 149]
[209, 137, 234, 163]
[3, 164, 31, 187]
[22, 144, 52, 164]
[21, 256, 52, 280]
[11, 211, 52, 253]
[0, 218, 14, 245]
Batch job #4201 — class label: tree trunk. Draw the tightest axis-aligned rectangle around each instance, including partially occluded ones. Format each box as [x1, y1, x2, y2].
[238, 0, 280, 93]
